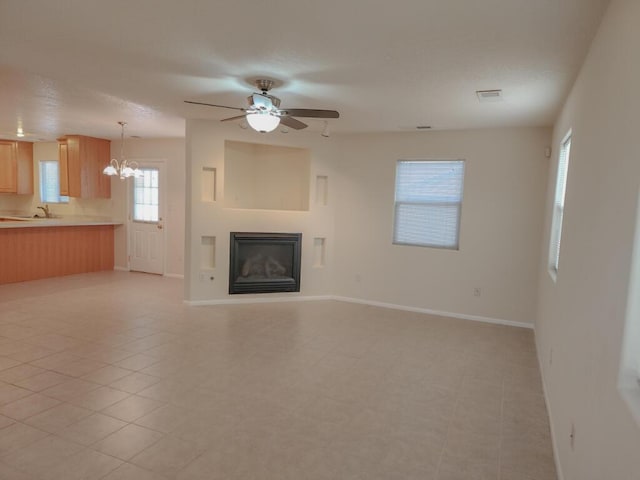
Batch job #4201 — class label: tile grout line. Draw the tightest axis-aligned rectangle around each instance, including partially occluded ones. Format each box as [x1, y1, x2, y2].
[433, 373, 464, 479]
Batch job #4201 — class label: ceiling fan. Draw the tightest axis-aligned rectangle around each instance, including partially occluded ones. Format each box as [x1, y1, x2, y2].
[185, 79, 339, 133]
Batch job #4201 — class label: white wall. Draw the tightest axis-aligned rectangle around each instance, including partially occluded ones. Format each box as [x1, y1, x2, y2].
[185, 122, 549, 327]
[333, 128, 550, 326]
[535, 0, 640, 478]
[110, 138, 185, 276]
[185, 120, 337, 302]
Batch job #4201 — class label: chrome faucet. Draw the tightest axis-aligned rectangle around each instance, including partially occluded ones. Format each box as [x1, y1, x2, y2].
[37, 205, 51, 218]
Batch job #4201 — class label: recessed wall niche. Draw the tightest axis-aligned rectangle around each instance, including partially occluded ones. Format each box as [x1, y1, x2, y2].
[201, 167, 216, 202]
[224, 140, 311, 211]
[313, 237, 326, 267]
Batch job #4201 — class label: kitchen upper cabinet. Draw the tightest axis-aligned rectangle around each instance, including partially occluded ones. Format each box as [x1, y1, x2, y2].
[58, 135, 111, 198]
[0, 140, 34, 194]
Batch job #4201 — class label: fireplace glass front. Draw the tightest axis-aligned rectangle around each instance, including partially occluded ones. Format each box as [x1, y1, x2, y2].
[229, 232, 302, 294]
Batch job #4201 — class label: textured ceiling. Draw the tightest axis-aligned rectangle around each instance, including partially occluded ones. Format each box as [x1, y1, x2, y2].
[0, 0, 609, 140]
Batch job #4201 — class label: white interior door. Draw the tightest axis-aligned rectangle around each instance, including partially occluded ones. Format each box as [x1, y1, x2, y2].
[129, 164, 165, 274]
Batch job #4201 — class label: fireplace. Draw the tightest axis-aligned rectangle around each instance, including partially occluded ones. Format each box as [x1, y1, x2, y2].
[229, 232, 302, 294]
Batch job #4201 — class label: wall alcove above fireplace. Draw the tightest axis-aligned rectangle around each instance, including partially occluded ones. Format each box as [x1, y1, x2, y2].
[224, 140, 311, 212]
[229, 232, 302, 294]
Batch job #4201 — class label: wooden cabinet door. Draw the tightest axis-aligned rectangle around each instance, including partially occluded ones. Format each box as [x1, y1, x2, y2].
[96, 138, 111, 198]
[16, 142, 33, 194]
[82, 136, 96, 198]
[0, 141, 17, 193]
[66, 136, 82, 197]
[58, 135, 110, 198]
[58, 140, 69, 196]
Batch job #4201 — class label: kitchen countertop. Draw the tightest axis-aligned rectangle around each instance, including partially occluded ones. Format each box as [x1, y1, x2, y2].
[0, 214, 123, 229]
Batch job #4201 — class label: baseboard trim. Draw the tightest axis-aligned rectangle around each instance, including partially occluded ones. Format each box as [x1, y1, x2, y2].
[185, 293, 532, 329]
[164, 273, 184, 279]
[331, 295, 533, 329]
[113, 268, 183, 279]
[535, 334, 564, 480]
[185, 295, 333, 306]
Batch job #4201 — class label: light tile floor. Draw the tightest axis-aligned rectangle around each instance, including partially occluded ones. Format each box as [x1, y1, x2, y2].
[0, 271, 556, 479]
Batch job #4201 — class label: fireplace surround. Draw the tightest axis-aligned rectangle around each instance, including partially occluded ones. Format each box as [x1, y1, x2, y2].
[229, 232, 302, 294]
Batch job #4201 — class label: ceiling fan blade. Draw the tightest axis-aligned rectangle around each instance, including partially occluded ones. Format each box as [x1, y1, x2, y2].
[280, 109, 339, 119]
[184, 100, 246, 112]
[220, 114, 247, 123]
[279, 116, 308, 130]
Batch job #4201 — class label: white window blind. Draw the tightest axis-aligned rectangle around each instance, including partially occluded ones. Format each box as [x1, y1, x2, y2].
[39, 161, 68, 203]
[133, 168, 159, 222]
[549, 132, 571, 277]
[393, 160, 465, 249]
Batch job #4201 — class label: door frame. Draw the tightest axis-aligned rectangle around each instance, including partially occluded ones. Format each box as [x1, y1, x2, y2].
[126, 158, 167, 275]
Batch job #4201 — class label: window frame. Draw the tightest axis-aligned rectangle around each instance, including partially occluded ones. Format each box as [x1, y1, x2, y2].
[548, 130, 572, 281]
[392, 159, 465, 250]
[39, 160, 69, 204]
[619, 187, 640, 428]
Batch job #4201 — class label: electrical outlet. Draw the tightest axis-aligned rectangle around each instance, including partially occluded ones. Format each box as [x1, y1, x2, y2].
[199, 272, 215, 282]
[570, 423, 575, 450]
[473, 287, 481, 297]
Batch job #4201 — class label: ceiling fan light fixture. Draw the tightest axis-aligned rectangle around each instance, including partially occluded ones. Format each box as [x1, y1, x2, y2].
[185, 78, 339, 132]
[246, 112, 280, 133]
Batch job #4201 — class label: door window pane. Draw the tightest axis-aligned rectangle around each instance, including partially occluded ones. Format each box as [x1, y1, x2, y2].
[133, 167, 159, 222]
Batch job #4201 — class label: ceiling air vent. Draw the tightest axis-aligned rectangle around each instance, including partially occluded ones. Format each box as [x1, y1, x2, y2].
[476, 89, 503, 102]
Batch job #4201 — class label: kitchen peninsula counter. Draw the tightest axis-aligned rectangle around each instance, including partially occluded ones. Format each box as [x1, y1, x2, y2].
[0, 216, 123, 284]
[0, 215, 122, 228]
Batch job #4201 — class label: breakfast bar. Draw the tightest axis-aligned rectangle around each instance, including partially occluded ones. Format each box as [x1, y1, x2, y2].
[0, 216, 122, 284]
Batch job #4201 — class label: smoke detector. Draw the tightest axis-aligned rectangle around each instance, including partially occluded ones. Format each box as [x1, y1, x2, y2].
[476, 89, 503, 102]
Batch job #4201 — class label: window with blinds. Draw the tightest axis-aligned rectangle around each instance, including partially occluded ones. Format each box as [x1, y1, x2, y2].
[393, 160, 465, 249]
[548, 132, 572, 279]
[39, 161, 69, 203]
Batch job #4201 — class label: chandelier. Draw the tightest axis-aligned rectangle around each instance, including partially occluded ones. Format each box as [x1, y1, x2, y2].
[103, 121, 143, 179]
